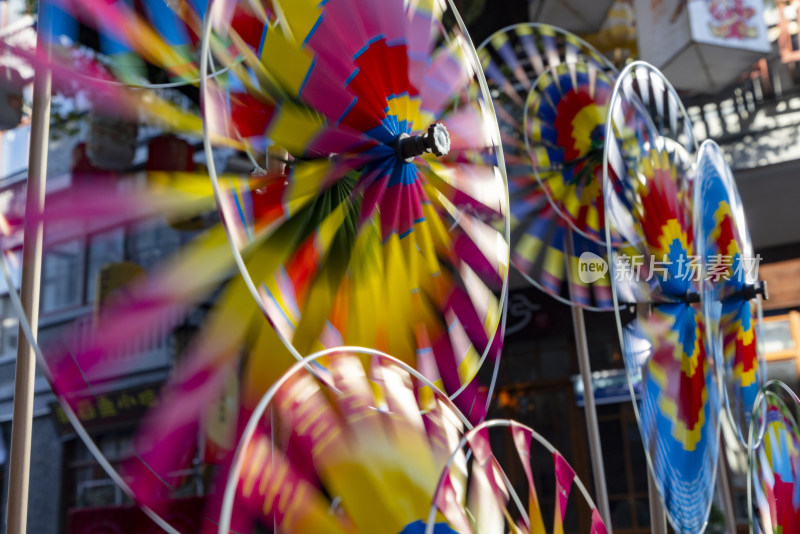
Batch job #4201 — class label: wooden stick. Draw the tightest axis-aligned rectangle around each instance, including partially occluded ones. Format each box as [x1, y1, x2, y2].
[647, 467, 668, 534]
[5, 13, 51, 533]
[566, 229, 613, 531]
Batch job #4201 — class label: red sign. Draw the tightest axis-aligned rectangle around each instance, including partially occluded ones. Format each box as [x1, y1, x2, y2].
[67, 496, 205, 534]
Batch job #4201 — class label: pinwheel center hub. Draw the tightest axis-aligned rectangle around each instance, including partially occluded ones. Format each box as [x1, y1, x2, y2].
[684, 291, 701, 304]
[396, 123, 450, 163]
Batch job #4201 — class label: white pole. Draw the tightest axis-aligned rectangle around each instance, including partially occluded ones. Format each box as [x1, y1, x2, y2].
[5, 9, 51, 533]
[566, 229, 613, 531]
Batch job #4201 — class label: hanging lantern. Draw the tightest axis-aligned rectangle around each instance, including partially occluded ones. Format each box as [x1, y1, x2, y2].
[585, 0, 638, 64]
[144, 135, 216, 232]
[70, 142, 114, 187]
[605, 0, 637, 44]
[634, 0, 770, 92]
[146, 134, 194, 172]
[0, 66, 24, 131]
[86, 112, 139, 170]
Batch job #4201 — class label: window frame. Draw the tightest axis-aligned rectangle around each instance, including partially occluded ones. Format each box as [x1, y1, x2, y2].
[763, 311, 800, 367]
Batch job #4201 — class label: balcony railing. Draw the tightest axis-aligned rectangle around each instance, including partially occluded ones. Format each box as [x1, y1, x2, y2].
[66, 310, 180, 383]
[682, 8, 800, 170]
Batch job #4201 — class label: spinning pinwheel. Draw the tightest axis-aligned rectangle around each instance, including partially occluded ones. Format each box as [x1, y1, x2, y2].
[749, 380, 800, 533]
[200, 0, 510, 404]
[427, 419, 608, 534]
[603, 63, 720, 534]
[694, 139, 766, 446]
[478, 24, 624, 310]
[217, 348, 470, 534]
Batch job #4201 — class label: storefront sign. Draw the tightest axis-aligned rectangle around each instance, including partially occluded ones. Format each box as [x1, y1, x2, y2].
[68, 496, 204, 534]
[51, 383, 162, 436]
[572, 368, 642, 406]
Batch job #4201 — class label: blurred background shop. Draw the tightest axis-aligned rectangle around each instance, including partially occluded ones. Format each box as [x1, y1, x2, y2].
[1, 0, 800, 532]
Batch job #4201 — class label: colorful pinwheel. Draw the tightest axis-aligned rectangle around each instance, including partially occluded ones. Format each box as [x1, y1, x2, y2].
[694, 139, 766, 447]
[478, 24, 626, 310]
[749, 380, 800, 533]
[216, 348, 470, 534]
[200, 0, 510, 403]
[427, 419, 608, 534]
[604, 62, 720, 534]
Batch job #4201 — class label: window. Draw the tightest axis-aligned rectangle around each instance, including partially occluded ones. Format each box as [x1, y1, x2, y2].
[0, 125, 30, 179]
[128, 219, 181, 271]
[767, 359, 799, 392]
[762, 312, 800, 387]
[763, 319, 796, 354]
[85, 228, 125, 303]
[41, 239, 85, 313]
[66, 431, 204, 510]
[0, 296, 18, 356]
[597, 404, 651, 533]
[67, 432, 134, 509]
